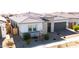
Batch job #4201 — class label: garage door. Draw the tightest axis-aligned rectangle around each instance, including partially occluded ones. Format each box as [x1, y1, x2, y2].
[54, 22, 66, 32]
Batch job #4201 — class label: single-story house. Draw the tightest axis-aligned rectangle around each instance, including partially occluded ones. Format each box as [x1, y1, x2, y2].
[8, 12, 79, 37]
[8, 12, 69, 37]
[0, 16, 6, 38]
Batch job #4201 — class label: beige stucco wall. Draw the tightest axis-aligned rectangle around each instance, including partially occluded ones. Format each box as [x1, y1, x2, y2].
[42, 22, 48, 34]
[42, 17, 54, 33]
[51, 22, 54, 32]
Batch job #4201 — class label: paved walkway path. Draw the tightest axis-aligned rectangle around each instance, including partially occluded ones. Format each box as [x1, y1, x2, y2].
[13, 36, 27, 48]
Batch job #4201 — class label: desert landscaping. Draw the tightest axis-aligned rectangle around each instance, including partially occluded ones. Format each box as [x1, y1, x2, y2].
[48, 40, 79, 48]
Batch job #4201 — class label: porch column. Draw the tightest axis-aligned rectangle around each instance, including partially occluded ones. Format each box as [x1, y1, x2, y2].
[51, 22, 54, 32]
[66, 20, 69, 29]
[42, 22, 47, 34]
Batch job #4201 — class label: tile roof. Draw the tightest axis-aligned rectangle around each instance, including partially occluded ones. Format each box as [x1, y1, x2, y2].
[9, 12, 43, 23]
[51, 12, 79, 18]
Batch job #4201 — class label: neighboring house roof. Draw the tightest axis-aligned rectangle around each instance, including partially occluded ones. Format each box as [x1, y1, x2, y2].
[53, 16, 68, 20]
[0, 16, 6, 22]
[51, 12, 79, 19]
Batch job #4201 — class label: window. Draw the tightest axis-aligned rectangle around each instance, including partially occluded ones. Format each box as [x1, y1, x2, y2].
[28, 24, 37, 32]
[33, 27, 36, 31]
[28, 24, 32, 32]
[28, 27, 32, 32]
[32, 24, 37, 31]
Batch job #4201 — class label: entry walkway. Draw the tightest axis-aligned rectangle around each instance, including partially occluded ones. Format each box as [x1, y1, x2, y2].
[12, 36, 27, 48]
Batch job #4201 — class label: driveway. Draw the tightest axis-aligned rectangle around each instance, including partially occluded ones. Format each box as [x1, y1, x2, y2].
[54, 29, 76, 37]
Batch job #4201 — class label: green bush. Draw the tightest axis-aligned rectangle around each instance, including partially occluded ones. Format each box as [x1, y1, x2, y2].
[23, 33, 31, 40]
[73, 25, 79, 31]
[44, 33, 49, 40]
[23, 33, 31, 44]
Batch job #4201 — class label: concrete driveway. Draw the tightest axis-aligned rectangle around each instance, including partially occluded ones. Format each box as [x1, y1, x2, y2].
[54, 29, 76, 37]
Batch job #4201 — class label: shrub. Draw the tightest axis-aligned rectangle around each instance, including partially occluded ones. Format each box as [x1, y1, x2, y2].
[73, 25, 79, 31]
[44, 33, 49, 40]
[23, 33, 31, 44]
[23, 33, 31, 40]
[6, 41, 14, 48]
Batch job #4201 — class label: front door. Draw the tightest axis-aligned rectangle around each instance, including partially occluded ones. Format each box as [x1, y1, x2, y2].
[47, 23, 51, 32]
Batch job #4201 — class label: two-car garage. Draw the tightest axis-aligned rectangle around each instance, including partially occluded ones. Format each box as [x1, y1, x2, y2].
[54, 22, 66, 32]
